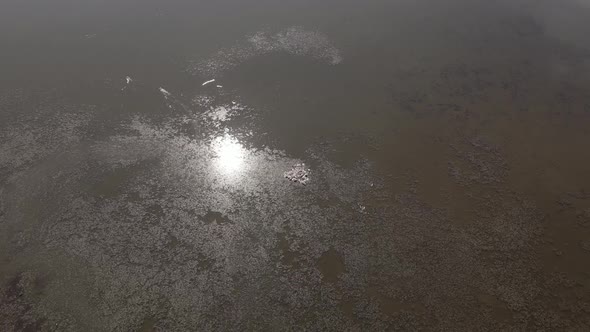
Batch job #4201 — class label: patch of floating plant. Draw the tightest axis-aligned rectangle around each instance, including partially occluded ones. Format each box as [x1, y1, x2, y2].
[284, 163, 310, 185]
[190, 26, 342, 76]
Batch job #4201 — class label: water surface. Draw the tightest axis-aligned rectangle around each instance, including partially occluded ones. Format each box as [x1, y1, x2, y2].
[1, 0, 590, 330]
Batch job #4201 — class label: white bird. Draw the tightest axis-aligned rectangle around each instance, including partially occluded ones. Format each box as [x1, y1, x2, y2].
[202, 79, 216, 86]
[159, 87, 171, 97]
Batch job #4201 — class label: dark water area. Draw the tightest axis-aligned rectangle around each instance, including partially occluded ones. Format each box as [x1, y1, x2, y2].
[1, 0, 590, 330]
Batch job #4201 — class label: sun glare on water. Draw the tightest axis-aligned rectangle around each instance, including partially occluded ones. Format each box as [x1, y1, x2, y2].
[211, 134, 246, 176]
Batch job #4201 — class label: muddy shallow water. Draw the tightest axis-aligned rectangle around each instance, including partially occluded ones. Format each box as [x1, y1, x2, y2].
[1, 0, 590, 331]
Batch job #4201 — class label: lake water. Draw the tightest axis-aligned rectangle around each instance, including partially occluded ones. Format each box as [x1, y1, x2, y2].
[1, 0, 590, 330]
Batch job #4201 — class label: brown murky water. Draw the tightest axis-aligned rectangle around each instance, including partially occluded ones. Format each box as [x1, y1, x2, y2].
[1, 0, 590, 330]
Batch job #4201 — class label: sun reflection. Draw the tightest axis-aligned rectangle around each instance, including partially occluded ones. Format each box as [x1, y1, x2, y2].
[211, 134, 246, 176]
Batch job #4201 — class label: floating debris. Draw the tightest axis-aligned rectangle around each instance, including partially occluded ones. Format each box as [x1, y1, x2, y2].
[358, 204, 366, 214]
[216, 85, 223, 88]
[284, 163, 310, 185]
[121, 76, 133, 91]
[202, 79, 216, 86]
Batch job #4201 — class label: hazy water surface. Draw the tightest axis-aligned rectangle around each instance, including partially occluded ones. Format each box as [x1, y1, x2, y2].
[1, 0, 590, 330]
